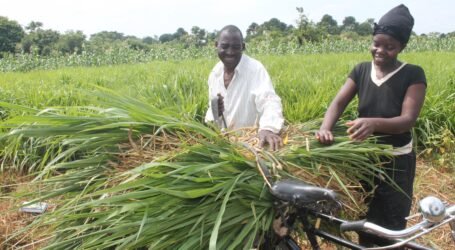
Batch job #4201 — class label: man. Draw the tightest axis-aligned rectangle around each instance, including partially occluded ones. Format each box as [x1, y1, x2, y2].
[205, 25, 284, 150]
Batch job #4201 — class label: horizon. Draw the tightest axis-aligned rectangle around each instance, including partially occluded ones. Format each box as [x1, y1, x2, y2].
[2, 0, 455, 39]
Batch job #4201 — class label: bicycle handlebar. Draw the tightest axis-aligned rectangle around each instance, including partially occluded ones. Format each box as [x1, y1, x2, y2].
[339, 219, 366, 232]
[340, 219, 434, 238]
[340, 204, 455, 239]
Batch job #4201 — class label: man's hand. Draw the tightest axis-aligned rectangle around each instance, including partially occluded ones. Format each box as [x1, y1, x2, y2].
[217, 93, 224, 115]
[315, 129, 334, 145]
[259, 130, 283, 151]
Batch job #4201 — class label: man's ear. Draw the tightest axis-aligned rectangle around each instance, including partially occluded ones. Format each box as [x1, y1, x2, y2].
[215, 41, 218, 48]
[242, 42, 246, 51]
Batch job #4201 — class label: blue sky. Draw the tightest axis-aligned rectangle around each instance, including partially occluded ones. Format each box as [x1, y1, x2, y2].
[2, 0, 454, 38]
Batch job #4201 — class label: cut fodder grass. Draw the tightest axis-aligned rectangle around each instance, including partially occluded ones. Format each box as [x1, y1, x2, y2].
[0, 91, 410, 249]
[1, 124, 447, 249]
[25, 125, 390, 249]
[4, 160, 452, 249]
[111, 124, 382, 213]
[111, 129, 193, 172]
[2, 150, 384, 245]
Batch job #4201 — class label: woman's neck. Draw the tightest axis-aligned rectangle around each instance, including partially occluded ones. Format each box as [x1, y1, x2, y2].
[374, 60, 402, 80]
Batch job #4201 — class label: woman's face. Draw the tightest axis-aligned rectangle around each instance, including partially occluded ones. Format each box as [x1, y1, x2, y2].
[370, 34, 403, 67]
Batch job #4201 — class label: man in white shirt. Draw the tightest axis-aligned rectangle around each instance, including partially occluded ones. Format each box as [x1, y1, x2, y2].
[205, 25, 284, 150]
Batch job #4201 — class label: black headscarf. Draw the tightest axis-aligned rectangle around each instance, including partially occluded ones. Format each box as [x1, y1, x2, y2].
[373, 4, 414, 45]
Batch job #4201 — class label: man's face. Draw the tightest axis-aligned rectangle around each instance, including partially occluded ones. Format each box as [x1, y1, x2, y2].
[216, 30, 244, 70]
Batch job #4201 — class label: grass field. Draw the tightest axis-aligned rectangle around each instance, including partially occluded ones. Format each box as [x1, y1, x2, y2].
[1, 51, 454, 148]
[0, 51, 454, 249]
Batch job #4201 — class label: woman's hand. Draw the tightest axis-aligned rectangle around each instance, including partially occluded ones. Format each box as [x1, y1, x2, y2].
[346, 118, 376, 141]
[316, 129, 334, 144]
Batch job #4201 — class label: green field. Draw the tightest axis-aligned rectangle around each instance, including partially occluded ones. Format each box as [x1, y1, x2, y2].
[1, 51, 454, 145]
[0, 51, 454, 249]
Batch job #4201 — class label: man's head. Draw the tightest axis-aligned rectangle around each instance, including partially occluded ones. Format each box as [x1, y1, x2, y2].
[215, 25, 245, 71]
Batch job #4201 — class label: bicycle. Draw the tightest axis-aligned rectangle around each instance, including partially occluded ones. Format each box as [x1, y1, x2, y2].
[263, 178, 455, 250]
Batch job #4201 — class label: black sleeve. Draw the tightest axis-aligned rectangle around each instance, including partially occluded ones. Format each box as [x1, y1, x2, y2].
[409, 65, 427, 87]
[348, 62, 366, 85]
[348, 62, 371, 87]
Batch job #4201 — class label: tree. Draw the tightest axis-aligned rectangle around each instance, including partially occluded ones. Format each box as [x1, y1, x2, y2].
[87, 31, 125, 52]
[246, 22, 259, 40]
[0, 16, 25, 54]
[246, 19, 289, 41]
[25, 21, 43, 31]
[261, 18, 288, 32]
[341, 16, 358, 32]
[190, 26, 207, 46]
[159, 33, 174, 43]
[142, 36, 158, 44]
[206, 30, 217, 42]
[173, 27, 188, 40]
[90, 31, 125, 42]
[296, 7, 310, 28]
[426, 32, 442, 38]
[356, 18, 374, 36]
[125, 37, 148, 50]
[317, 14, 339, 35]
[190, 26, 203, 37]
[55, 30, 86, 54]
[295, 7, 322, 43]
[21, 27, 60, 55]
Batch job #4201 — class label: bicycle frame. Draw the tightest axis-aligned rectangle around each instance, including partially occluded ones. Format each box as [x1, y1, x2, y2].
[269, 179, 453, 250]
[285, 207, 434, 250]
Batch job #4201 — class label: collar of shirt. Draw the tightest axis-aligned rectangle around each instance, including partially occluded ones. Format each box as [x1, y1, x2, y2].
[214, 54, 249, 79]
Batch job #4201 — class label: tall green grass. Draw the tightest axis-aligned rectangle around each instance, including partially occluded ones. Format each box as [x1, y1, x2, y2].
[1, 52, 453, 151]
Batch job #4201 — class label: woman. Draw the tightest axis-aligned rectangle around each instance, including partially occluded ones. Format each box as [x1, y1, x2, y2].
[316, 4, 426, 247]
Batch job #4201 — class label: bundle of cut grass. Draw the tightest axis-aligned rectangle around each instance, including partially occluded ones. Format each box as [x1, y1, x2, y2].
[0, 90, 393, 249]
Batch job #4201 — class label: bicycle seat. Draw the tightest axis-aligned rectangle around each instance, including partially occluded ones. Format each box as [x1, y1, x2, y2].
[271, 179, 340, 212]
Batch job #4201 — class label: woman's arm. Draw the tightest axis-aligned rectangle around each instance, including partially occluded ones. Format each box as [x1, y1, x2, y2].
[317, 78, 357, 144]
[347, 83, 426, 141]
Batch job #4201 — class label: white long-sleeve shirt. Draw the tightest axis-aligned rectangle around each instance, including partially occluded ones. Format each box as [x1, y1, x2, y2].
[205, 54, 284, 133]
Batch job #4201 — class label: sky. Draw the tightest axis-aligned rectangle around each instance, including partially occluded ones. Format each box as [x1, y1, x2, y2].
[2, 0, 454, 38]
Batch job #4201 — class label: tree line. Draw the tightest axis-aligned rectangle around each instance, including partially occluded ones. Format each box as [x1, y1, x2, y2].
[1, 8, 454, 57]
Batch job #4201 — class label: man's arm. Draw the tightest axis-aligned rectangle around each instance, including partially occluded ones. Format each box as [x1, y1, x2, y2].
[254, 66, 284, 150]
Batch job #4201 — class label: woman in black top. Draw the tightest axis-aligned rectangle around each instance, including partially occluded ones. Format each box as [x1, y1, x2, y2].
[316, 4, 426, 247]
